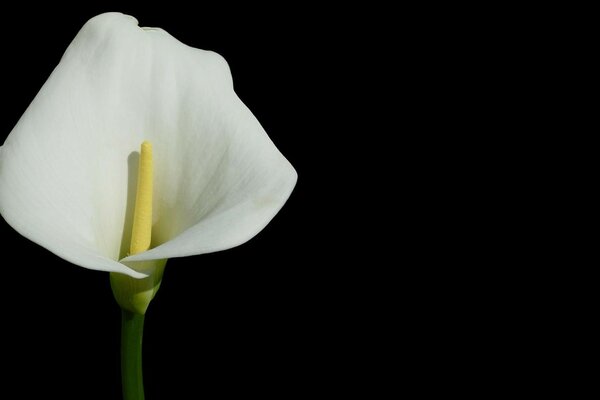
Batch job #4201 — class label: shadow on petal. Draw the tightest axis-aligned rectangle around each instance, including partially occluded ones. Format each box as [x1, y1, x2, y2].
[119, 151, 139, 260]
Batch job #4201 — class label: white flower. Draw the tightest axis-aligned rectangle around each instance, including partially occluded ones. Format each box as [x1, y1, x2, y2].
[0, 12, 296, 311]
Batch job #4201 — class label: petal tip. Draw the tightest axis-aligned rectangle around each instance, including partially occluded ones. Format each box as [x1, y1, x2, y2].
[88, 12, 138, 26]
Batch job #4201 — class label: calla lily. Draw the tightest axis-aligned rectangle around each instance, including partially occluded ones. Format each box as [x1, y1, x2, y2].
[0, 13, 296, 398]
[0, 12, 296, 286]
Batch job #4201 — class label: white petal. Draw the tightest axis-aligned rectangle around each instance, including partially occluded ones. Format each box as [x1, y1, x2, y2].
[0, 13, 296, 274]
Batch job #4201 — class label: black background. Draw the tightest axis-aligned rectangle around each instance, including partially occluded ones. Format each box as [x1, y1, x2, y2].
[0, 5, 352, 399]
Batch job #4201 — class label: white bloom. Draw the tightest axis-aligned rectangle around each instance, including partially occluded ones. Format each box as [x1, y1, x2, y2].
[0, 13, 296, 281]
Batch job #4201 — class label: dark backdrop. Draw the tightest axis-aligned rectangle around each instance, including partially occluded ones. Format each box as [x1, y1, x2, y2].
[0, 6, 347, 399]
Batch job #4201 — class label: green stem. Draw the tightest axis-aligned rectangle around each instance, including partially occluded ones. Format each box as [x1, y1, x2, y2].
[121, 310, 146, 400]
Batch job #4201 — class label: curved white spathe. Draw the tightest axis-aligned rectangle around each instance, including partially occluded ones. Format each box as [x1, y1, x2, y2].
[0, 13, 297, 278]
